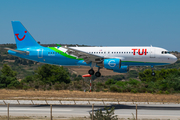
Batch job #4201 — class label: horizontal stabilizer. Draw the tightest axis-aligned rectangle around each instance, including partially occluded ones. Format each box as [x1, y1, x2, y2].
[4, 48, 29, 55]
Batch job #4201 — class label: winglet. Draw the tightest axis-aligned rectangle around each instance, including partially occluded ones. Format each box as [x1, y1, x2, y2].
[56, 44, 61, 47]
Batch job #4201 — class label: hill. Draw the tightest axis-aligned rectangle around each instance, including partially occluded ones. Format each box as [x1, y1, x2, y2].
[0, 43, 179, 81]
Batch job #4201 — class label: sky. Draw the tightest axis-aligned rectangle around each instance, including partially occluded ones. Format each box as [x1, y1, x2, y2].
[0, 0, 180, 51]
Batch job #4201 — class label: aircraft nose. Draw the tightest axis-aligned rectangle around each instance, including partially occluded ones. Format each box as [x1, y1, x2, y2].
[171, 55, 177, 63]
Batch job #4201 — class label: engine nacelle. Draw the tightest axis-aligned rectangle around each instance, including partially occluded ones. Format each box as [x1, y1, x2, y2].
[112, 66, 129, 73]
[103, 59, 129, 73]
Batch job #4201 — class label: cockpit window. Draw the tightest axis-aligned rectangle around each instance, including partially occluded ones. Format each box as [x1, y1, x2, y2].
[161, 51, 170, 54]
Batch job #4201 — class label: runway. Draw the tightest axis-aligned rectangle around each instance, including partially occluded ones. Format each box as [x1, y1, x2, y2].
[0, 104, 180, 119]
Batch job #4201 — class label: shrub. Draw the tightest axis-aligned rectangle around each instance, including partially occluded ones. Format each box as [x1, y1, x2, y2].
[110, 85, 119, 92]
[131, 89, 138, 93]
[23, 85, 29, 90]
[105, 79, 116, 85]
[96, 89, 100, 92]
[128, 79, 140, 85]
[127, 70, 138, 78]
[54, 83, 62, 90]
[89, 107, 118, 120]
[111, 75, 125, 81]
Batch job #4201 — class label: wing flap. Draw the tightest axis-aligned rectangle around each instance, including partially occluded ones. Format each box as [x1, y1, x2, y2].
[62, 46, 103, 63]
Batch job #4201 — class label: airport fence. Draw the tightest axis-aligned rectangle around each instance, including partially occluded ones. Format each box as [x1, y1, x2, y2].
[1, 98, 180, 120]
[0, 99, 179, 106]
[0, 100, 141, 120]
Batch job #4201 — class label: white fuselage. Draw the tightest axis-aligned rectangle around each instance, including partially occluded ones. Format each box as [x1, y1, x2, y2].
[68, 46, 177, 65]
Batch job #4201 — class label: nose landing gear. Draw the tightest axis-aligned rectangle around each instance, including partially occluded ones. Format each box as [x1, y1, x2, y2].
[151, 72, 155, 76]
[151, 66, 155, 76]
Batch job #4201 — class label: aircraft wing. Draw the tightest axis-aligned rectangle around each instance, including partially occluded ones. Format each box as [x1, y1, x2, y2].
[62, 46, 104, 63]
[4, 48, 29, 55]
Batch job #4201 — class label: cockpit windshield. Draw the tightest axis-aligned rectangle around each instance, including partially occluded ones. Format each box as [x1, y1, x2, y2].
[161, 51, 170, 54]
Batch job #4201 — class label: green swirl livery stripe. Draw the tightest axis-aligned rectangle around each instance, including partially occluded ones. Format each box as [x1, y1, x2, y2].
[48, 47, 83, 60]
[48, 47, 160, 63]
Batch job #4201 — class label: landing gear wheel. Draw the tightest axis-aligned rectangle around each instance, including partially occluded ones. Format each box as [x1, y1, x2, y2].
[151, 65, 155, 76]
[95, 72, 101, 77]
[151, 72, 155, 76]
[88, 69, 95, 75]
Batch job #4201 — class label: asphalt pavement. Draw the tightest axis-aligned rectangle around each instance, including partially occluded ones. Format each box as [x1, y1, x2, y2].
[0, 104, 180, 119]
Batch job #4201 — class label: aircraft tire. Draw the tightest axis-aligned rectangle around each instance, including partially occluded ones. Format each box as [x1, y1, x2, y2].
[95, 72, 101, 77]
[151, 72, 155, 76]
[88, 69, 95, 75]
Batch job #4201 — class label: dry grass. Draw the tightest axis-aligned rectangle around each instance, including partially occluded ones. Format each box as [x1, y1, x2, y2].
[66, 66, 123, 76]
[1, 89, 180, 103]
[0, 116, 90, 120]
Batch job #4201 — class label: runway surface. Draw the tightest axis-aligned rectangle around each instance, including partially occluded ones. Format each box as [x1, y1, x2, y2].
[0, 104, 180, 119]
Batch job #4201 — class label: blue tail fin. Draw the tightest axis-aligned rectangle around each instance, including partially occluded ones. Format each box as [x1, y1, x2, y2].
[11, 21, 41, 48]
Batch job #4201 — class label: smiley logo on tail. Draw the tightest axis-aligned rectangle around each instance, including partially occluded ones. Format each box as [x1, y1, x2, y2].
[15, 31, 27, 41]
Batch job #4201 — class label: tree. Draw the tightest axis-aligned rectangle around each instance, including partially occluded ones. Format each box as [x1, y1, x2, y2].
[35, 64, 70, 85]
[1, 64, 17, 77]
[0, 64, 19, 88]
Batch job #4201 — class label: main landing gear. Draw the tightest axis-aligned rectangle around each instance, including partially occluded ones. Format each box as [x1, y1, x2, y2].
[88, 68, 101, 77]
[88, 69, 94, 75]
[151, 66, 155, 76]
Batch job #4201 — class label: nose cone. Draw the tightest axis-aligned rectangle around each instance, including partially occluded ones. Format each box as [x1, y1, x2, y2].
[171, 55, 177, 63]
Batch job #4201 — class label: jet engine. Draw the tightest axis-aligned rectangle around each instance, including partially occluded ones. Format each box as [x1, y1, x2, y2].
[103, 59, 129, 73]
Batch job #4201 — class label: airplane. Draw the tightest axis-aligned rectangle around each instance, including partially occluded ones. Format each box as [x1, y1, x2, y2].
[5, 21, 177, 77]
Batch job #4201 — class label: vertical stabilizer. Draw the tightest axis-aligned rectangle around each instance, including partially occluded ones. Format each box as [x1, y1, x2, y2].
[11, 21, 41, 48]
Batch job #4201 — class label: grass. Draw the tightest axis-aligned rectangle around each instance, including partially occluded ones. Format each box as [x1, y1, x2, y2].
[0, 89, 180, 103]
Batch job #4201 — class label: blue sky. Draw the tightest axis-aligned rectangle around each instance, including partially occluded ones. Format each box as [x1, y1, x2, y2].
[0, 0, 180, 51]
